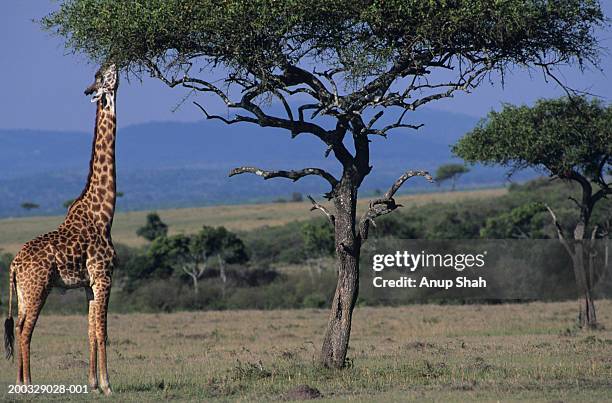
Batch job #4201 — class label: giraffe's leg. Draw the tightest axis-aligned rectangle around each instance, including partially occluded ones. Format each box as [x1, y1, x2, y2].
[93, 280, 112, 395]
[85, 287, 98, 391]
[20, 288, 49, 385]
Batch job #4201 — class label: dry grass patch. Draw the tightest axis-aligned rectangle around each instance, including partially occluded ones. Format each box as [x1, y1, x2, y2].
[0, 300, 610, 401]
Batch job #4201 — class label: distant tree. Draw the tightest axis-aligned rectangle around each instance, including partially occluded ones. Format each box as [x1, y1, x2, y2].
[291, 192, 304, 203]
[302, 221, 335, 258]
[116, 191, 125, 198]
[44, 0, 605, 368]
[302, 221, 335, 281]
[435, 164, 470, 191]
[454, 97, 612, 328]
[136, 212, 168, 241]
[149, 234, 203, 298]
[20, 202, 39, 211]
[63, 199, 75, 209]
[148, 226, 247, 298]
[197, 225, 249, 292]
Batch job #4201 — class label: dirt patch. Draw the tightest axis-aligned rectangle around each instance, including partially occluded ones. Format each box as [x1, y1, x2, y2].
[283, 385, 322, 400]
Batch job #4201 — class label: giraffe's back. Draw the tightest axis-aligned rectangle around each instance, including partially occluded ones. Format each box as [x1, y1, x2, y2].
[13, 222, 111, 290]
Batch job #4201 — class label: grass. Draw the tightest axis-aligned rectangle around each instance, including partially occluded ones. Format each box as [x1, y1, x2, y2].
[0, 300, 610, 401]
[0, 188, 506, 254]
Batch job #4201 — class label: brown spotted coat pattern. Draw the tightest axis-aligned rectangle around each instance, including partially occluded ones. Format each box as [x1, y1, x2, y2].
[6, 64, 119, 395]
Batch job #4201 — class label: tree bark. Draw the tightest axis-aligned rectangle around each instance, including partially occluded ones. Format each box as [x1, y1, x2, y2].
[573, 240, 598, 328]
[191, 275, 199, 297]
[573, 206, 598, 329]
[320, 181, 361, 368]
[547, 200, 598, 329]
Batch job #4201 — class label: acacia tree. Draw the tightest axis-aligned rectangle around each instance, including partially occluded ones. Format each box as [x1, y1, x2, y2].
[454, 97, 612, 328]
[198, 226, 249, 295]
[148, 225, 248, 299]
[137, 212, 169, 241]
[435, 163, 470, 191]
[44, 0, 604, 367]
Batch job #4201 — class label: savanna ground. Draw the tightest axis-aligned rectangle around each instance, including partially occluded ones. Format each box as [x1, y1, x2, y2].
[0, 300, 611, 402]
[0, 188, 505, 254]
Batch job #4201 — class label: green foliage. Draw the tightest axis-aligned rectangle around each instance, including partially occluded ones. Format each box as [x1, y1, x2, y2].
[146, 225, 248, 282]
[301, 221, 334, 259]
[136, 212, 168, 241]
[480, 202, 548, 239]
[374, 179, 611, 240]
[241, 221, 306, 265]
[453, 97, 612, 182]
[63, 199, 75, 209]
[436, 164, 469, 182]
[43, 0, 603, 83]
[148, 234, 198, 276]
[435, 163, 470, 190]
[198, 226, 249, 265]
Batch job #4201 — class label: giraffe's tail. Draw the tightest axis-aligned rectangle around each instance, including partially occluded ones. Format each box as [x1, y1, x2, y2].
[4, 264, 15, 360]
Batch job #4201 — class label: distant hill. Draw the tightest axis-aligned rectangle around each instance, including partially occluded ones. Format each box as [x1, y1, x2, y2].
[0, 108, 532, 217]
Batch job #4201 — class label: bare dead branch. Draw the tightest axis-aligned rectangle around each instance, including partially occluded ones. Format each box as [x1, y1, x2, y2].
[307, 195, 335, 225]
[193, 101, 257, 125]
[536, 61, 599, 100]
[229, 166, 339, 188]
[545, 203, 574, 257]
[379, 170, 434, 202]
[358, 170, 434, 240]
[365, 109, 424, 137]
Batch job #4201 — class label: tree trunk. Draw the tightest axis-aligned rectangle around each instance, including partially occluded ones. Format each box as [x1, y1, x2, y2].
[573, 218, 597, 329]
[579, 289, 597, 328]
[320, 183, 361, 368]
[218, 255, 227, 298]
[192, 275, 199, 298]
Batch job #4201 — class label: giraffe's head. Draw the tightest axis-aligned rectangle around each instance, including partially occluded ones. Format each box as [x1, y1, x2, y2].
[84, 63, 118, 104]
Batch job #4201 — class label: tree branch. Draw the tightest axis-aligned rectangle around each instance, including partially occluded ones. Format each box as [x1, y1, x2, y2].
[229, 166, 339, 189]
[358, 170, 434, 240]
[364, 109, 424, 137]
[307, 195, 335, 225]
[545, 203, 574, 257]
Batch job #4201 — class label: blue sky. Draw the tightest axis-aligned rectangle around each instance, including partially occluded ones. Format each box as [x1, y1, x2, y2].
[1, 2, 611, 132]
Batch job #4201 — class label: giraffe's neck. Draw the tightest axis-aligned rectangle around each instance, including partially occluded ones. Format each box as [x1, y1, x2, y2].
[75, 97, 117, 231]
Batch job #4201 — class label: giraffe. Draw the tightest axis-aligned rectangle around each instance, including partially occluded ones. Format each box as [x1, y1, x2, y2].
[4, 63, 119, 395]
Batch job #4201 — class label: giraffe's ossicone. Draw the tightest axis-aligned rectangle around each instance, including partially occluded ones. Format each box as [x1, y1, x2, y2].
[4, 63, 119, 395]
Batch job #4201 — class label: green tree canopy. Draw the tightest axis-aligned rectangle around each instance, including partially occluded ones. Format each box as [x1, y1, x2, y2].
[43, 0, 603, 85]
[302, 221, 335, 259]
[136, 212, 168, 241]
[196, 225, 249, 265]
[453, 97, 611, 184]
[435, 163, 470, 190]
[480, 202, 548, 239]
[147, 225, 248, 295]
